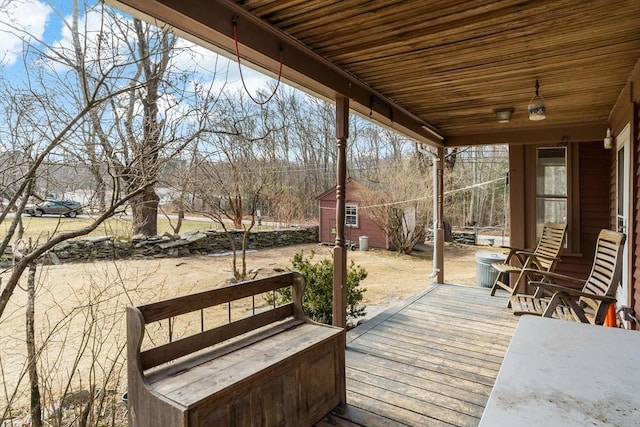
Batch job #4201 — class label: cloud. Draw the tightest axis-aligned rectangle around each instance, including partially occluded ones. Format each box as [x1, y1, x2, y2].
[0, 0, 51, 66]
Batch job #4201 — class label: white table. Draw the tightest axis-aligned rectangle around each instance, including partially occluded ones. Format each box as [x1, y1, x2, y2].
[479, 316, 640, 427]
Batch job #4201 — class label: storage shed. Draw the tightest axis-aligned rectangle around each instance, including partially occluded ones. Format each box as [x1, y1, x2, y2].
[317, 180, 390, 249]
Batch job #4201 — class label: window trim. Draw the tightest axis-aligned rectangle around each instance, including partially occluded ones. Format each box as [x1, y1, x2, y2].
[526, 143, 581, 254]
[345, 204, 359, 228]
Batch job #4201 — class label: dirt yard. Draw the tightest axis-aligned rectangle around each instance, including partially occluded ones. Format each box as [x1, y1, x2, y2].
[0, 241, 498, 422]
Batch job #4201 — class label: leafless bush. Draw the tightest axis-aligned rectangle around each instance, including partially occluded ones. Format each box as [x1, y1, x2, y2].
[0, 261, 175, 427]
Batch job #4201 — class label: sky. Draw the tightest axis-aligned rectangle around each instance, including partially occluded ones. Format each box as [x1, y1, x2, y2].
[0, 0, 274, 93]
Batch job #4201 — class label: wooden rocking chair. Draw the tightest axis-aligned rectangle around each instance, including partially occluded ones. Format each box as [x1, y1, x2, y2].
[510, 229, 626, 325]
[490, 222, 567, 299]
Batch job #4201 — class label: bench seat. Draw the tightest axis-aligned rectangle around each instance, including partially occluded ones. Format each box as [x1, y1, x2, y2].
[146, 320, 343, 408]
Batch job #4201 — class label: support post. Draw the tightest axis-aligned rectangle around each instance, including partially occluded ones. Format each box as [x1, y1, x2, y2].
[436, 147, 445, 283]
[333, 96, 349, 330]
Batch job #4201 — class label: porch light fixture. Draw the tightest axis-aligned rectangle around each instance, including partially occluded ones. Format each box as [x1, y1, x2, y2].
[528, 79, 546, 121]
[604, 128, 613, 149]
[494, 108, 514, 123]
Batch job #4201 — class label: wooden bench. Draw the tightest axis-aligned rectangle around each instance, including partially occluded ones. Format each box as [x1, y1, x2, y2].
[127, 272, 345, 427]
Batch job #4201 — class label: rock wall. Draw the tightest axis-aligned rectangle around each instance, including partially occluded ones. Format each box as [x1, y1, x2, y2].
[47, 227, 319, 263]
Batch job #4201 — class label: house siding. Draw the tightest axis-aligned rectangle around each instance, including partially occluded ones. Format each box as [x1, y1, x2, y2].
[554, 142, 611, 279]
[609, 65, 639, 329]
[633, 102, 640, 328]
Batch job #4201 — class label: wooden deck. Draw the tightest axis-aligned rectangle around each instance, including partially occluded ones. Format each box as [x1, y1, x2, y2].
[317, 283, 518, 427]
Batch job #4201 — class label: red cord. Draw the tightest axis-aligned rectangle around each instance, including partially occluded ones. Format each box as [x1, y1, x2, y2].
[233, 20, 284, 105]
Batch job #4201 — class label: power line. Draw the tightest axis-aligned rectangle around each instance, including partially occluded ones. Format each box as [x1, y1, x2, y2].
[319, 176, 506, 210]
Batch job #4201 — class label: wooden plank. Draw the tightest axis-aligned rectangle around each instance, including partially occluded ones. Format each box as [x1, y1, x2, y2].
[144, 317, 303, 382]
[362, 324, 505, 364]
[347, 284, 441, 342]
[379, 317, 510, 357]
[346, 390, 438, 427]
[359, 317, 508, 362]
[318, 404, 401, 427]
[346, 351, 491, 404]
[386, 312, 513, 346]
[347, 367, 484, 421]
[399, 307, 516, 337]
[138, 272, 294, 322]
[158, 325, 341, 406]
[398, 301, 516, 330]
[348, 336, 501, 383]
[347, 379, 479, 427]
[141, 304, 294, 369]
[325, 284, 518, 426]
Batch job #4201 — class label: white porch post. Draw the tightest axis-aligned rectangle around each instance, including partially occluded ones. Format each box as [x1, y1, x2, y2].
[436, 146, 445, 283]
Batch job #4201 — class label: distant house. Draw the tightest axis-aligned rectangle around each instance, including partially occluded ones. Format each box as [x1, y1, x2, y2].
[317, 180, 390, 249]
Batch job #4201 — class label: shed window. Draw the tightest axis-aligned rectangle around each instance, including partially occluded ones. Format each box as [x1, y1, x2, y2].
[345, 205, 358, 227]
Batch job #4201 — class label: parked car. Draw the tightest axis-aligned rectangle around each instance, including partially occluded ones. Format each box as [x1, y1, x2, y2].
[24, 200, 83, 218]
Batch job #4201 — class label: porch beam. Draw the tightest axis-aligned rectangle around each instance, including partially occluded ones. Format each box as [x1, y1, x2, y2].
[333, 96, 349, 331]
[106, 0, 443, 147]
[445, 123, 607, 147]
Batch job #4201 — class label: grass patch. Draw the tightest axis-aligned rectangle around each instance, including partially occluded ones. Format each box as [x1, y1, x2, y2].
[2, 215, 223, 243]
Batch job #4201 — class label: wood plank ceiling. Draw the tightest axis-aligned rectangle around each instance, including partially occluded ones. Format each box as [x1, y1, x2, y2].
[109, 0, 640, 146]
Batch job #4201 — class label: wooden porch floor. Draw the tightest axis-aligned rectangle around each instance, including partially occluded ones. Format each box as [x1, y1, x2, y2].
[317, 283, 518, 427]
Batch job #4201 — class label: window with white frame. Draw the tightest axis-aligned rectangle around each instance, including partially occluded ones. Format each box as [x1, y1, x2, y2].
[345, 205, 358, 227]
[536, 147, 567, 239]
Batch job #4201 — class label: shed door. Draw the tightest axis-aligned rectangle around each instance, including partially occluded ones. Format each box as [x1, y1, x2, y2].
[616, 123, 631, 308]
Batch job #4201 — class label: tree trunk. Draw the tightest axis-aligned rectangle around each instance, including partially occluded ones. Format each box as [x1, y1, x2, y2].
[27, 261, 42, 427]
[94, 172, 107, 212]
[131, 187, 159, 236]
[175, 207, 184, 234]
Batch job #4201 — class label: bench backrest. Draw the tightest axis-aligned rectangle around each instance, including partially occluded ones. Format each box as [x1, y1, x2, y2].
[127, 272, 306, 372]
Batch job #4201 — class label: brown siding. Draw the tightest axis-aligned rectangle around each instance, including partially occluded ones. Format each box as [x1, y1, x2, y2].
[634, 103, 640, 327]
[510, 142, 611, 284]
[610, 70, 639, 329]
[555, 142, 611, 280]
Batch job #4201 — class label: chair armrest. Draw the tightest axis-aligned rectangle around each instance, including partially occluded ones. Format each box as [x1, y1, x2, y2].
[530, 282, 617, 302]
[521, 269, 585, 284]
[573, 293, 617, 302]
[514, 250, 536, 257]
[519, 252, 561, 262]
[499, 245, 525, 251]
[529, 282, 584, 295]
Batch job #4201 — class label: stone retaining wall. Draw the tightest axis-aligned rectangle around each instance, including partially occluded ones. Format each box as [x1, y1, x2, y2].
[46, 227, 319, 263]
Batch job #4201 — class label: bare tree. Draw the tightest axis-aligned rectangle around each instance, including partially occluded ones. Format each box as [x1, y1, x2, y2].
[192, 90, 272, 279]
[356, 157, 432, 254]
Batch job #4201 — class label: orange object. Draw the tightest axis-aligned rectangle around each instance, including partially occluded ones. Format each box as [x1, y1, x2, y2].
[605, 304, 617, 327]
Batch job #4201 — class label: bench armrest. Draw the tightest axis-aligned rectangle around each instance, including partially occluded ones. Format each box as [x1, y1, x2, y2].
[127, 306, 145, 376]
[292, 272, 307, 320]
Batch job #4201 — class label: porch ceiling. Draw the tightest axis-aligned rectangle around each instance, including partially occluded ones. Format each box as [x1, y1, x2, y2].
[108, 0, 640, 147]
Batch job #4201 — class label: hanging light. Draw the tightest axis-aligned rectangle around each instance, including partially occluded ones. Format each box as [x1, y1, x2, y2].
[494, 108, 514, 123]
[604, 128, 613, 149]
[528, 79, 546, 121]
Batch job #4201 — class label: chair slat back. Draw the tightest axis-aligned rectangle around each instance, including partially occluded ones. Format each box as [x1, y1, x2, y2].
[533, 222, 567, 270]
[581, 230, 626, 325]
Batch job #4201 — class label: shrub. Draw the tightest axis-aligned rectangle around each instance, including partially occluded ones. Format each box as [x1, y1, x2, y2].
[268, 250, 367, 325]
